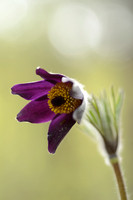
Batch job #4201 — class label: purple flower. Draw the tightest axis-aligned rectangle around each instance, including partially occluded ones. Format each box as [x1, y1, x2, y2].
[11, 67, 88, 153]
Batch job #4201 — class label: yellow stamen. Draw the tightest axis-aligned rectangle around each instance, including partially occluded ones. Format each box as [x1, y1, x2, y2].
[48, 82, 82, 114]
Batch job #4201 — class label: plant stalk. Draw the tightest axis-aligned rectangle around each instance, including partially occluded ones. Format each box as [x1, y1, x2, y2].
[110, 156, 128, 200]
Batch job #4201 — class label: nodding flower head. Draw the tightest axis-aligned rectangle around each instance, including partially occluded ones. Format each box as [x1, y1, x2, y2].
[11, 67, 88, 153]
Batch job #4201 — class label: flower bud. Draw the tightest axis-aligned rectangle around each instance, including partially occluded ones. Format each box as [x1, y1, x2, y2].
[83, 87, 124, 159]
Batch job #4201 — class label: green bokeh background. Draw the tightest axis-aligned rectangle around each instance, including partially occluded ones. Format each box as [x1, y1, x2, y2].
[0, 1, 133, 200]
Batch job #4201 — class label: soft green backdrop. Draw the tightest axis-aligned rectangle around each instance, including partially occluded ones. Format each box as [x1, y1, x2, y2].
[0, 0, 133, 200]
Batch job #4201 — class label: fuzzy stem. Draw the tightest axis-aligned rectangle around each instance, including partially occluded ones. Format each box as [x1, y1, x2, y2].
[110, 156, 128, 200]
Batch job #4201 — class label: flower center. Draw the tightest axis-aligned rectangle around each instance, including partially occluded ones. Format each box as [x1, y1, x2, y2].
[48, 82, 82, 114]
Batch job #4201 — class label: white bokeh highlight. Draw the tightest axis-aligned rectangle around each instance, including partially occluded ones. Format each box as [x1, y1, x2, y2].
[95, 3, 133, 60]
[0, 0, 28, 33]
[48, 2, 102, 57]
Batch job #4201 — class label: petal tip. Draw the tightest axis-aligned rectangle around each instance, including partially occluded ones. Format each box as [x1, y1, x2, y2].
[11, 86, 16, 94]
[36, 67, 48, 77]
[48, 148, 56, 154]
[16, 112, 23, 122]
[48, 143, 56, 154]
[36, 66, 41, 71]
[36, 66, 41, 74]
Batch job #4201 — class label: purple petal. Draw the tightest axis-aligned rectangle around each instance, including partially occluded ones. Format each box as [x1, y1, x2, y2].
[48, 113, 76, 154]
[17, 96, 55, 123]
[11, 80, 54, 100]
[36, 67, 64, 82]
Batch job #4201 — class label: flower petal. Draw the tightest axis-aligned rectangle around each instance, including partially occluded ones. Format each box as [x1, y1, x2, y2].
[11, 80, 54, 100]
[62, 76, 88, 124]
[17, 96, 55, 123]
[36, 67, 64, 82]
[48, 113, 76, 153]
[62, 77, 83, 99]
[73, 99, 85, 124]
[73, 91, 89, 124]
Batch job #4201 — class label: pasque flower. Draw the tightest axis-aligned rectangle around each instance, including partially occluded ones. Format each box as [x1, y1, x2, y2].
[11, 67, 88, 153]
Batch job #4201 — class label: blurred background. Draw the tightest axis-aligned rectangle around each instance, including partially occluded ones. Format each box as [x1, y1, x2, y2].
[0, 0, 133, 199]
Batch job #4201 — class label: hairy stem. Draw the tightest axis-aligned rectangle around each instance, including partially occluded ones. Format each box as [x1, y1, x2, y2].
[110, 156, 128, 200]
